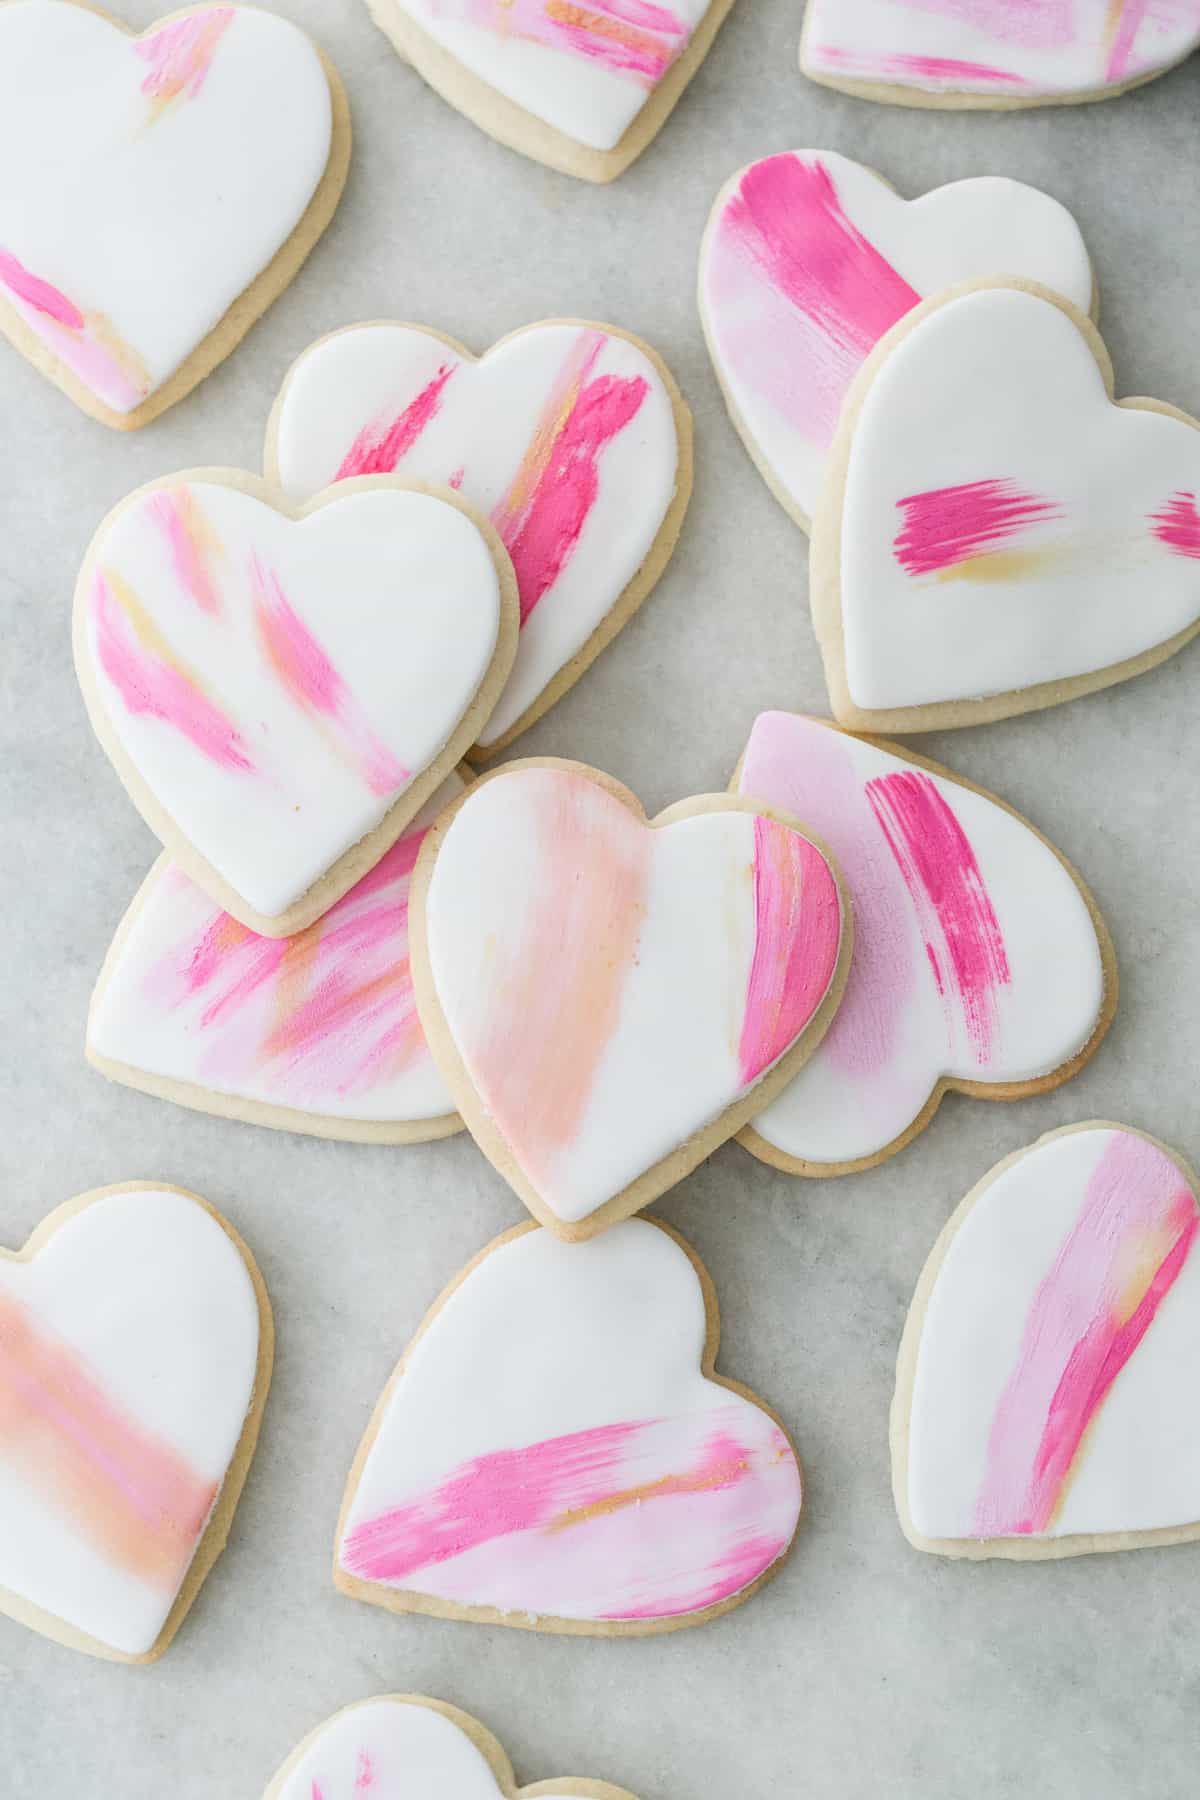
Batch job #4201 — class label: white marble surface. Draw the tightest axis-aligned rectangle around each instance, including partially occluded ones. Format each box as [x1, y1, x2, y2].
[1, 2, 1198, 1794]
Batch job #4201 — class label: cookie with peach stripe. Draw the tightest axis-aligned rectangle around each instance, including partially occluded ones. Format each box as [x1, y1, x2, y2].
[699, 149, 1093, 529]
[73, 471, 518, 937]
[361, 0, 736, 182]
[409, 758, 851, 1239]
[894, 1123, 1200, 1560]
[0, 1181, 270, 1660]
[264, 1694, 641, 1798]
[86, 774, 466, 1145]
[335, 1218, 802, 1633]
[800, 0, 1200, 110]
[0, 0, 349, 428]
[731, 714, 1116, 1175]
[266, 318, 691, 756]
[812, 279, 1200, 733]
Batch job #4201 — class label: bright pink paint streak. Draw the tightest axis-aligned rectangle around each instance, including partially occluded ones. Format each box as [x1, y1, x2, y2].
[91, 572, 254, 773]
[250, 558, 409, 796]
[135, 9, 235, 98]
[737, 816, 841, 1086]
[492, 332, 650, 622]
[147, 491, 220, 614]
[0, 246, 145, 411]
[334, 363, 456, 480]
[0, 247, 83, 329]
[813, 45, 1030, 83]
[354, 1752, 375, 1794]
[893, 478, 1062, 577]
[866, 770, 1010, 1063]
[975, 1132, 1199, 1536]
[432, 0, 689, 84]
[1150, 491, 1200, 559]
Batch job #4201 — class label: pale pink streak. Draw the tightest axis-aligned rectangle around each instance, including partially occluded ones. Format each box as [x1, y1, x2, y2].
[135, 8, 235, 100]
[147, 490, 221, 614]
[737, 816, 841, 1086]
[812, 44, 1031, 83]
[0, 246, 146, 412]
[431, 0, 690, 85]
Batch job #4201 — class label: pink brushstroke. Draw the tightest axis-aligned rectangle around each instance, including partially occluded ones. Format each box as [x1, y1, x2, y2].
[135, 8, 235, 100]
[812, 44, 1030, 84]
[147, 491, 220, 615]
[893, 478, 1062, 577]
[0, 246, 145, 412]
[737, 816, 842, 1086]
[1150, 490, 1200, 560]
[865, 770, 1010, 1063]
[0, 246, 83, 329]
[354, 1752, 375, 1794]
[91, 572, 254, 773]
[431, 0, 690, 85]
[250, 557, 409, 797]
[334, 364, 457, 480]
[891, 0, 1071, 46]
[1106, 0, 1152, 79]
[975, 1132, 1199, 1536]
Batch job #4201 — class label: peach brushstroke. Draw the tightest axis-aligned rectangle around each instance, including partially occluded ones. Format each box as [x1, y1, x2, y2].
[135, 8, 235, 117]
[333, 363, 457, 481]
[1150, 490, 1200, 559]
[250, 557, 409, 797]
[432, 0, 690, 84]
[866, 770, 1010, 1063]
[147, 488, 223, 615]
[0, 247, 150, 412]
[467, 775, 649, 1192]
[737, 816, 841, 1087]
[893, 478, 1063, 579]
[490, 330, 650, 622]
[91, 569, 255, 772]
[975, 1132, 1199, 1536]
[0, 1289, 217, 1590]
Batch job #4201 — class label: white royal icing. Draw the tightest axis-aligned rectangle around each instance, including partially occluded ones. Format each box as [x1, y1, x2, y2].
[832, 286, 1200, 712]
[903, 1127, 1200, 1545]
[735, 714, 1105, 1166]
[0, 1186, 259, 1656]
[700, 150, 1092, 524]
[87, 778, 463, 1132]
[0, 1, 333, 413]
[802, 0, 1200, 101]
[78, 481, 502, 921]
[420, 765, 845, 1225]
[337, 1221, 801, 1622]
[271, 322, 681, 747]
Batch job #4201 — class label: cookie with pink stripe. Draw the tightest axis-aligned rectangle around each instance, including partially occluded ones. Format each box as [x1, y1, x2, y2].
[267, 319, 691, 755]
[800, 0, 1200, 109]
[264, 1695, 641, 1799]
[813, 279, 1200, 732]
[0, 1, 349, 428]
[895, 1124, 1200, 1559]
[0, 1182, 270, 1660]
[335, 1218, 802, 1632]
[732, 714, 1115, 1175]
[410, 758, 851, 1238]
[73, 471, 518, 937]
[699, 150, 1093, 529]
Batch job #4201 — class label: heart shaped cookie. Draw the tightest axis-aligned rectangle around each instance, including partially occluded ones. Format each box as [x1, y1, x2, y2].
[267, 320, 691, 755]
[411, 759, 850, 1238]
[699, 151, 1093, 528]
[0, 1182, 270, 1659]
[362, 0, 735, 181]
[335, 1219, 802, 1631]
[264, 1695, 640, 1799]
[733, 715, 1115, 1174]
[86, 775, 465, 1144]
[812, 280, 1200, 732]
[0, 1, 349, 428]
[800, 0, 1200, 108]
[894, 1124, 1200, 1559]
[74, 473, 518, 936]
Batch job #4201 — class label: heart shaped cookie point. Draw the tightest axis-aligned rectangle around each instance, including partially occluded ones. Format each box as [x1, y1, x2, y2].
[813, 281, 1200, 731]
[74, 472, 517, 935]
[411, 760, 850, 1236]
[733, 714, 1114, 1173]
[0, 1183, 270, 1659]
[0, 1, 348, 427]
[895, 1125, 1200, 1559]
[335, 1219, 802, 1632]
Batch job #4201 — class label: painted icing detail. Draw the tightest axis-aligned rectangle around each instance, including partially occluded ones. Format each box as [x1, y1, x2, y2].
[272, 323, 680, 746]
[802, 0, 1200, 100]
[0, 1188, 259, 1656]
[337, 1222, 801, 1622]
[383, 0, 710, 150]
[735, 715, 1105, 1166]
[421, 765, 843, 1224]
[88, 778, 463, 1128]
[701, 150, 1091, 525]
[905, 1128, 1200, 1542]
[836, 287, 1200, 709]
[0, 1, 332, 412]
[79, 483, 502, 920]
